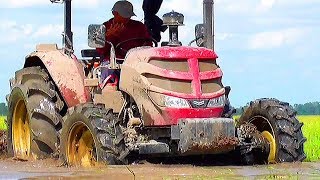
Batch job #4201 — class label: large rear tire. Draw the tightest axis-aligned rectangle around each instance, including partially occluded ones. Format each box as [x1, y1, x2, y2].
[60, 104, 128, 167]
[7, 67, 64, 160]
[238, 98, 306, 164]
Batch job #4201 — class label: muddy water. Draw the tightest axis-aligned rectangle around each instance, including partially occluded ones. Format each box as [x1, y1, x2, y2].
[0, 157, 319, 179]
[1, 130, 319, 179]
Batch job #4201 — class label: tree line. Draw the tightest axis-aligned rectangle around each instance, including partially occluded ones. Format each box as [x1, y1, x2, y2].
[235, 102, 320, 115]
[1, 102, 320, 116]
[0, 103, 8, 116]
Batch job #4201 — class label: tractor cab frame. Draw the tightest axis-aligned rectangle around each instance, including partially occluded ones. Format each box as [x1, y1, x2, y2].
[51, 0, 215, 54]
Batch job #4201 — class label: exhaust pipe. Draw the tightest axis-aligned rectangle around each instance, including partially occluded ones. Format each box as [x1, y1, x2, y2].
[203, 0, 214, 50]
[50, 0, 73, 54]
[64, 0, 73, 53]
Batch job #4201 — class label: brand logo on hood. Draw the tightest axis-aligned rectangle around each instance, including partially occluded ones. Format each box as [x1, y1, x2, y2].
[189, 99, 209, 108]
[193, 100, 205, 106]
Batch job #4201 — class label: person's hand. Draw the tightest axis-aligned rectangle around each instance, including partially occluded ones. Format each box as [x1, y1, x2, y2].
[106, 23, 125, 37]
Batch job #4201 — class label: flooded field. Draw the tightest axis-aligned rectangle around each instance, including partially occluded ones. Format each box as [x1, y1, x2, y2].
[1, 130, 320, 179]
[0, 157, 319, 179]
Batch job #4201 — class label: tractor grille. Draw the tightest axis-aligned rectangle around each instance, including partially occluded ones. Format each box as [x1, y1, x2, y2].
[145, 74, 192, 94]
[146, 58, 223, 95]
[149, 59, 189, 72]
[201, 78, 223, 94]
[198, 59, 219, 72]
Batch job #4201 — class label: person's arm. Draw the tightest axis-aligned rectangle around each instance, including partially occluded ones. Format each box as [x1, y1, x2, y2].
[97, 21, 118, 58]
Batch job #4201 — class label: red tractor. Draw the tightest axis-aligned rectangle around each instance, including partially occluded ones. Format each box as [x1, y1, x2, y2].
[6, 0, 306, 166]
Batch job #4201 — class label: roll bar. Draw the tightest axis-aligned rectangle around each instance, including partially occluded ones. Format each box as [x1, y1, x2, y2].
[52, 0, 215, 52]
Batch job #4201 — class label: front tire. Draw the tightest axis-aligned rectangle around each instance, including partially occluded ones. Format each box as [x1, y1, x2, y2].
[238, 98, 306, 164]
[60, 104, 128, 167]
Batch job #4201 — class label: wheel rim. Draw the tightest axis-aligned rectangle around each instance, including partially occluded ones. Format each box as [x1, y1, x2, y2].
[12, 99, 31, 159]
[67, 122, 97, 167]
[249, 116, 276, 163]
[261, 131, 276, 163]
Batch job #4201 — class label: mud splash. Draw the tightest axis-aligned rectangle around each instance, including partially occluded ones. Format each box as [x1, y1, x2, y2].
[0, 131, 7, 154]
[0, 129, 319, 179]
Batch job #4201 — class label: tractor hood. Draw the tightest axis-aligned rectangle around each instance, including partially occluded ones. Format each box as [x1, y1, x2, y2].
[120, 46, 225, 126]
[121, 46, 224, 99]
[126, 46, 218, 62]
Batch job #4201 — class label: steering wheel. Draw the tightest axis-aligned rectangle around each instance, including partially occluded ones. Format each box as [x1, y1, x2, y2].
[115, 37, 158, 54]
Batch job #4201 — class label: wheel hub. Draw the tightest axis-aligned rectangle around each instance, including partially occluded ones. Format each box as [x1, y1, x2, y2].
[249, 116, 276, 163]
[261, 131, 276, 163]
[67, 122, 97, 167]
[12, 99, 31, 159]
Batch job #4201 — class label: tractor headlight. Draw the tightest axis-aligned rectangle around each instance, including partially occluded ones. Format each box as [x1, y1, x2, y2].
[148, 91, 190, 108]
[207, 95, 226, 108]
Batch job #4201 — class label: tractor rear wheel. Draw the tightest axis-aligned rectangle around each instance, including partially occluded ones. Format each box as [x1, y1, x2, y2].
[238, 98, 306, 164]
[7, 67, 64, 160]
[60, 104, 128, 167]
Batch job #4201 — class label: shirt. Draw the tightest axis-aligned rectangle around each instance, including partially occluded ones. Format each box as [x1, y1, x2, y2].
[97, 18, 152, 59]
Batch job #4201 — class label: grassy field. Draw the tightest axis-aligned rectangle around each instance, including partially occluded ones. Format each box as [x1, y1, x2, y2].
[0, 116, 6, 131]
[299, 115, 320, 162]
[0, 115, 319, 162]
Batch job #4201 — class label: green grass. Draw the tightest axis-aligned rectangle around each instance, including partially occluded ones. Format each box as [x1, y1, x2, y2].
[298, 115, 320, 162]
[0, 116, 6, 130]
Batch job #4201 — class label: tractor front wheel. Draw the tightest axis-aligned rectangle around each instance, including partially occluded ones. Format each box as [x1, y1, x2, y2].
[60, 104, 128, 167]
[238, 98, 306, 164]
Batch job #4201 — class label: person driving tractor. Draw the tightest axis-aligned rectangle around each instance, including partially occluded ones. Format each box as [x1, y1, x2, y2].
[96, 0, 152, 59]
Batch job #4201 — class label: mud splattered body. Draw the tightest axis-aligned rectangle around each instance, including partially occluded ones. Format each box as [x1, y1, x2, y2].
[190, 137, 239, 153]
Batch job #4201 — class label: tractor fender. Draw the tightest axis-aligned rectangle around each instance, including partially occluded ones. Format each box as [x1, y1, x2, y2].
[24, 44, 91, 107]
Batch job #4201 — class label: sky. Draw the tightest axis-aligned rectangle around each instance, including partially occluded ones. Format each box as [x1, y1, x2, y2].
[0, 0, 319, 107]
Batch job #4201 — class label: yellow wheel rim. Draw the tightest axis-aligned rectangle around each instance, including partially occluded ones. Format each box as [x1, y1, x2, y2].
[67, 122, 96, 167]
[261, 131, 276, 163]
[12, 99, 31, 159]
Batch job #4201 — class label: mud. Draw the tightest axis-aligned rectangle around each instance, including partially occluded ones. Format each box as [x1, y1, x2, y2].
[0, 130, 319, 179]
[191, 137, 239, 150]
[0, 157, 318, 179]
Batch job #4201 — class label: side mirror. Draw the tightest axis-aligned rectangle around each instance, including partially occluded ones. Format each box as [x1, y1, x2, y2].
[195, 24, 205, 47]
[88, 24, 106, 48]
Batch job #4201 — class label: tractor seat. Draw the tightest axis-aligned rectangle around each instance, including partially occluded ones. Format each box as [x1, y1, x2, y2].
[81, 49, 100, 59]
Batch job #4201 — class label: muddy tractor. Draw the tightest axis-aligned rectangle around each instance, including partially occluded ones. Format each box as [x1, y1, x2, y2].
[7, 0, 306, 166]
